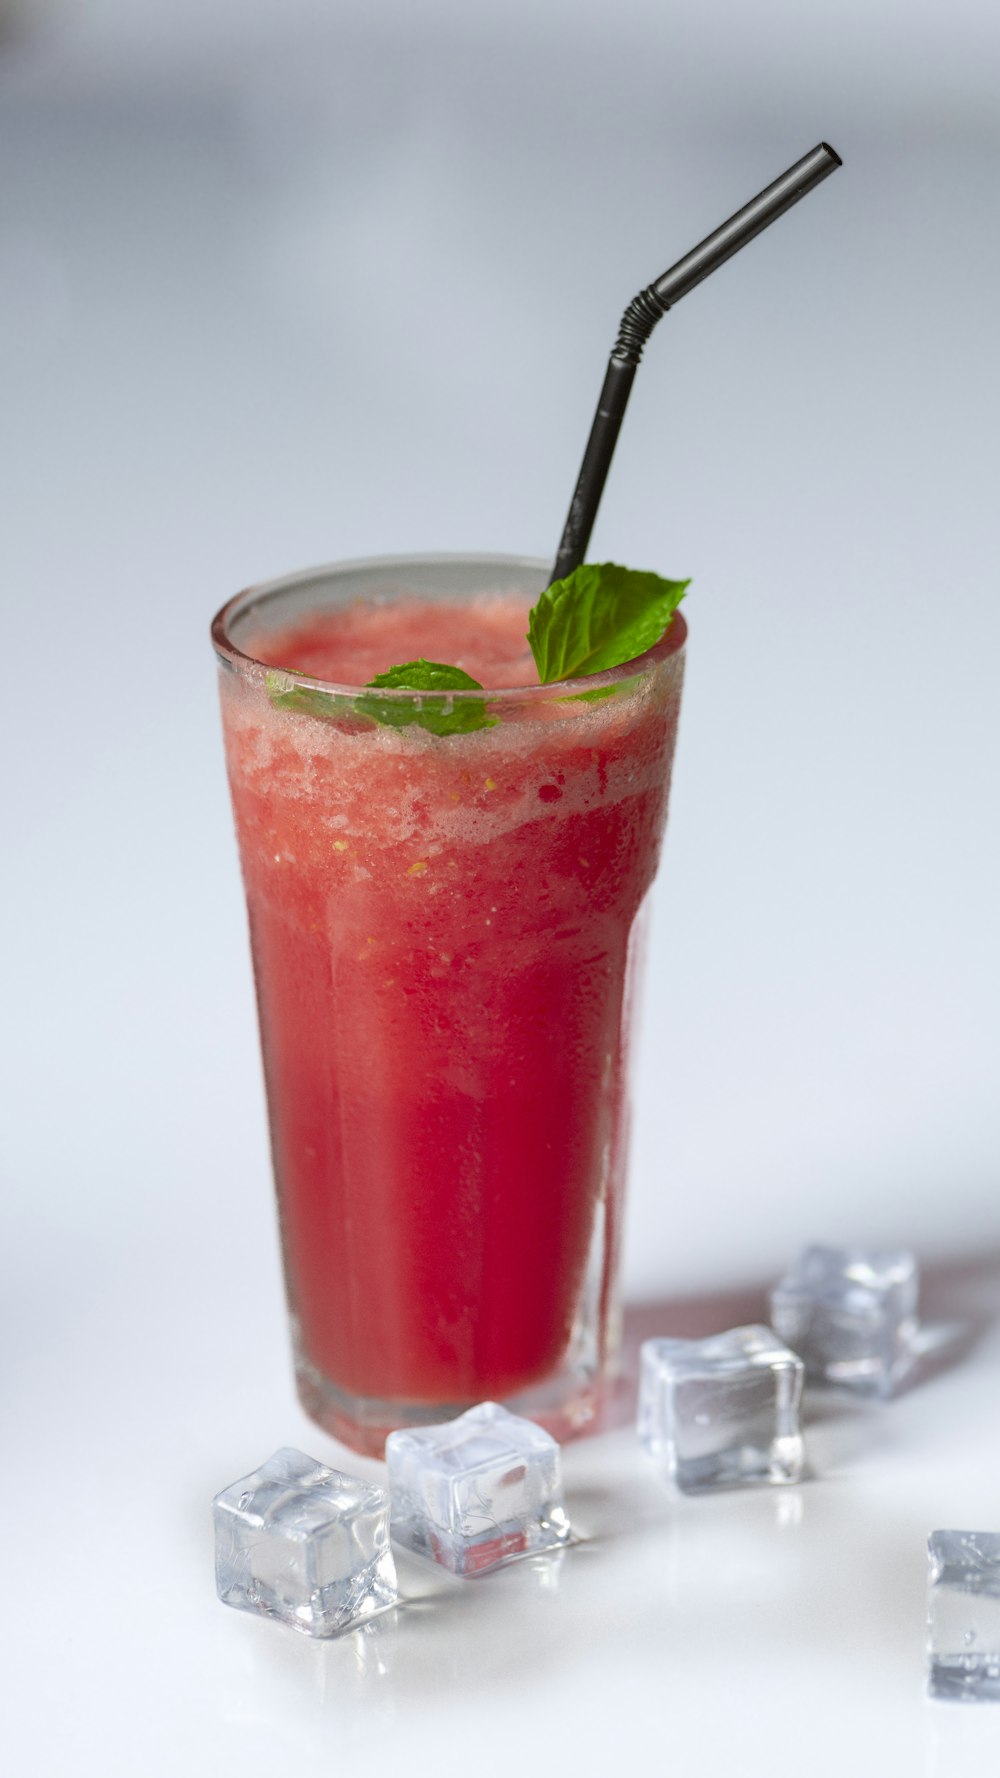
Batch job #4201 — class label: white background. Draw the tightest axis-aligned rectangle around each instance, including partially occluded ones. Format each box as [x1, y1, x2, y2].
[2, 3, 999, 1773]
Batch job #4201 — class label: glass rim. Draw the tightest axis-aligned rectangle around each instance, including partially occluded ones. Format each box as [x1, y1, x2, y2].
[210, 551, 687, 703]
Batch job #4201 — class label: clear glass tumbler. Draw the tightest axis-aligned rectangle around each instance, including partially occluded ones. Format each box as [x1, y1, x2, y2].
[212, 554, 686, 1454]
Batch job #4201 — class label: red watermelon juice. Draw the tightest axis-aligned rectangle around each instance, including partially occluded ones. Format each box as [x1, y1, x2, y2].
[213, 555, 685, 1453]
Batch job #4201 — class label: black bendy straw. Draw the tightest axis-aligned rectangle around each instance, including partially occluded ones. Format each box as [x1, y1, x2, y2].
[549, 142, 842, 586]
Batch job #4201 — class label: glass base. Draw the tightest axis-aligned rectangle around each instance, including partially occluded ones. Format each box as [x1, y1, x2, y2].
[290, 1179, 624, 1454]
[294, 1345, 611, 1458]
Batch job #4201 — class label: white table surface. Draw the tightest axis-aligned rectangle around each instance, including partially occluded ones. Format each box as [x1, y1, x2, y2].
[7, 1252, 1000, 1777]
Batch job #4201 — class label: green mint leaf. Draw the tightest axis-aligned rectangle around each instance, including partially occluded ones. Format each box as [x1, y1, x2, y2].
[527, 562, 689, 684]
[562, 672, 644, 706]
[359, 659, 496, 736]
[364, 659, 485, 694]
[267, 659, 495, 737]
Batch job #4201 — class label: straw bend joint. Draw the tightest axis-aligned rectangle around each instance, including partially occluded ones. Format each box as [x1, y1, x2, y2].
[549, 143, 841, 585]
[611, 285, 669, 368]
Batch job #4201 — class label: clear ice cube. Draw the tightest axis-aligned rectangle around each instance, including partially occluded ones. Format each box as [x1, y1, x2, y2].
[213, 1447, 397, 1636]
[928, 1531, 1000, 1701]
[769, 1244, 919, 1395]
[637, 1324, 805, 1492]
[385, 1401, 572, 1576]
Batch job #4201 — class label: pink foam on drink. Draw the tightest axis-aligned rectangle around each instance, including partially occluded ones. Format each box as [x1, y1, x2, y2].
[254, 594, 540, 688]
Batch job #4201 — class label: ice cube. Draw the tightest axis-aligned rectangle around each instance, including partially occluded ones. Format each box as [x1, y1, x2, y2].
[637, 1324, 805, 1492]
[213, 1447, 397, 1636]
[385, 1401, 571, 1576]
[928, 1531, 1000, 1701]
[769, 1244, 919, 1396]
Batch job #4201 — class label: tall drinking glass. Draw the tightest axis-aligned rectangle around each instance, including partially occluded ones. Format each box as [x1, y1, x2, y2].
[212, 555, 686, 1454]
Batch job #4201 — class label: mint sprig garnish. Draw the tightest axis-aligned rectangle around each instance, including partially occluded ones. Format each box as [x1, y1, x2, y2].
[267, 563, 687, 736]
[267, 659, 495, 737]
[358, 660, 495, 736]
[527, 562, 688, 684]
